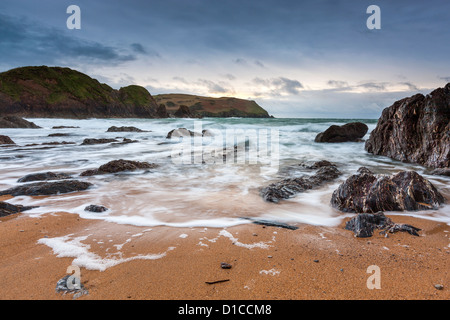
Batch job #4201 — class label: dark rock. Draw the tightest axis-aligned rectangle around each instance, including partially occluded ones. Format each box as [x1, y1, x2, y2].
[0, 135, 15, 145]
[17, 172, 72, 183]
[220, 262, 232, 269]
[315, 122, 368, 143]
[345, 212, 421, 238]
[48, 133, 71, 137]
[173, 105, 194, 118]
[241, 217, 299, 230]
[300, 160, 337, 169]
[81, 138, 118, 145]
[156, 104, 169, 118]
[0, 201, 37, 217]
[357, 167, 373, 175]
[52, 126, 80, 129]
[26, 141, 75, 146]
[80, 159, 158, 176]
[261, 164, 341, 203]
[331, 169, 445, 213]
[0, 116, 41, 128]
[365, 84, 450, 168]
[84, 205, 108, 213]
[430, 168, 450, 177]
[0, 180, 92, 196]
[106, 126, 148, 132]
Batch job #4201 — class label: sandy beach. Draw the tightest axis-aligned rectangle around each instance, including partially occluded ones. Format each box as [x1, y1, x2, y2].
[0, 195, 448, 300]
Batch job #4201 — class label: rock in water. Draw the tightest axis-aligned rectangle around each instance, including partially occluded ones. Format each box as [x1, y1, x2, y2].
[331, 169, 445, 213]
[0, 135, 15, 145]
[106, 126, 147, 132]
[17, 172, 72, 183]
[0, 201, 37, 217]
[365, 83, 450, 168]
[84, 205, 108, 212]
[81, 138, 118, 145]
[0, 180, 92, 196]
[0, 116, 41, 128]
[156, 104, 169, 118]
[315, 122, 368, 143]
[261, 163, 341, 203]
[80, 159, 158, 176]
[173, 105, 194, 118]
[345, 212, 421, 238]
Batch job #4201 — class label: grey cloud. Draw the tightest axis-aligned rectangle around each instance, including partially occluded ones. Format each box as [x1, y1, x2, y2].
[253, 77, 303, 96]
[438, 76, 450, 83]
[327, 80, 349, 89]
[400, 82, 419, 91]
[234, 58, 248, 65]
[197, 79, 232, 94]
[0, 14, 136, 67]
[254, 60, 265, 68]
[222, 74, 236, 81]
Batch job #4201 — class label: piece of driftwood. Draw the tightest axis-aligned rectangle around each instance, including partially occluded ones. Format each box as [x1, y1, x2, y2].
[205, 279, 230, 285]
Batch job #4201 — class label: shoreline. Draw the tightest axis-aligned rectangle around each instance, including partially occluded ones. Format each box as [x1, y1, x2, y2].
[0, 200, 448, 300]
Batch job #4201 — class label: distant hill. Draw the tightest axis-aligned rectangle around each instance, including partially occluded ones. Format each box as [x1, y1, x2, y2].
[154, 93, 270, 118]
[0, 66, 159, 119]
[0, 66, 271, 119]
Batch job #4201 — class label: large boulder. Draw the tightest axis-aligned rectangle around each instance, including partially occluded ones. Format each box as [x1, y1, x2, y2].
[365, 84, 450, 168]
[315, 122, 368, 143]
[0, 180, 92, 196]
[331, 169, 445, 213]
[0, 116, 41, 128]
[80, 159, 158, 176]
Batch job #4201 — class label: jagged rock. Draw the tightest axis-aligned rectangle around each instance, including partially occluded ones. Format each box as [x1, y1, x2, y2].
[430, 168, 450, 177]
[261, 164, 341, 203]
[300, 160, 337, 169]
[80, 159, 158, 176]
[174, 105, 194, 118]
[0, 201, 37, 217]
[84, 205, 108, 212]
[0, 135, 15, 145]
[106, 126, 148, 132]
[365, 84, 450, 168]
[0, 116, 41, 128]
[81, 138, 118, 145]
[17, 172, 72, 183]
[315, 122, 368, 143]
[0, 180, 92, 196]
[156, 104, 169, 118]
[344, 212, 421, 238]
[331, 169, 445, 213]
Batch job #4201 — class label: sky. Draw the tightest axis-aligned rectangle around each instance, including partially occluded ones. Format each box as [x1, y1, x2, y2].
[1, 0, 449, 118]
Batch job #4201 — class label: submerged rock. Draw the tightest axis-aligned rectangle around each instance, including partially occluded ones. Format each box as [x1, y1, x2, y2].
[17, 172, 72, 183]
[0, 201, 37, 217]
[345, 212, 421, 238]
[0, 116, 41, 128]
[315, 122, 368, 143]
[430, 168, 450, 177]
[106, 126, 148, 132]
[80, 159, 158, 176]
[0, 180, 92, 196]
[81, 138, 118, 145]
[331, 169, 445, 213]
[0, 135, 15, 145]
[365, 84, 450, 168]
[261, 163, 341, 203]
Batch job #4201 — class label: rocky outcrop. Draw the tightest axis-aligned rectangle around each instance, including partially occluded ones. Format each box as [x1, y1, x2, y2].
[0, 180, 92, 196]
[331, 169, 445, 213]
[365, 84, 450, 168]
[106, 126, 147, 132]
[0, 135, 15, 144]
[0, 116, 41, 128]
[80, 159, 158, 176]
[315, 122, 368, 143]
[0, 201, 37, 217]
[81, 138, 118, 145]
[174, 105, 195, 118]
[84, 205, 108, 213]
[17, 172, 72, 183]
[260, 161, 341, 203]
[344, 212, 421, 238]
[430, 168, 450, 177]
[156, 104, 169, 118]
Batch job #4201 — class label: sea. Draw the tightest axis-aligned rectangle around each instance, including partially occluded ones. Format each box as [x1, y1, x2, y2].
[1, 117, 449, 228]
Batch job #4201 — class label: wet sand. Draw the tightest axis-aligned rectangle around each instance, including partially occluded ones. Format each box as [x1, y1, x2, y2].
[0, 194, 448, 300]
